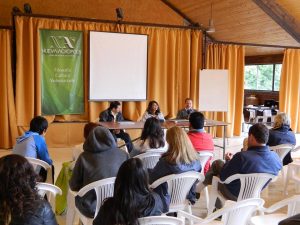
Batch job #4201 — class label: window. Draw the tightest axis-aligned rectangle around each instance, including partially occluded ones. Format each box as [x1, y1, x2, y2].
[244, 64, 282, 91]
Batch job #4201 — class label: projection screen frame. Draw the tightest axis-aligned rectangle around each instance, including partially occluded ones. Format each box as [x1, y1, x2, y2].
[89, 31, 149, 101]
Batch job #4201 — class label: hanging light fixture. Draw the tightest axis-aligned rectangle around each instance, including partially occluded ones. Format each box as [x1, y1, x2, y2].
[207, 1, 216, 33]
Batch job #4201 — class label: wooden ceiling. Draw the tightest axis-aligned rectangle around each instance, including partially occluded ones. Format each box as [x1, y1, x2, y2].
[1, 0, 300, 56]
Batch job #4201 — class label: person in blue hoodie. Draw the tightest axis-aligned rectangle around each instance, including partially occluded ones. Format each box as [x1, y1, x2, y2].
[13, 116, 53, 182]
[13, 116, 52, 165]
[149, 126, 201, 211]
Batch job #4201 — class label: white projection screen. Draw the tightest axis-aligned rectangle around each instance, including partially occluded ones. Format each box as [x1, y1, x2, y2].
[89, 31, 148, 100]
[199, 69, 229, 112]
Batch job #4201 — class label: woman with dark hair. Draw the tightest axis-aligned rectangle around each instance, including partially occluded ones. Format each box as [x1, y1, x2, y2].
[93, 158, 165, 225]
[0, 154, 57, 225]
[130, 117, 167, 157]
[141, 100, 165, 122]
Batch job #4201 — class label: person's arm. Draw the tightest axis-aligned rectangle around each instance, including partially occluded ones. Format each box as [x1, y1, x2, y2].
[157, 112, 165, 121]
[69, 155, 84, 191]
[220, 153, 243, 182]
[99, 111, 107, 122]
[141, 111, 149, 122]
[149, 159, 168, 184]
[33, 135, 53, 165]
[42, 201, 58, 225]
[176, 110, 182, 119]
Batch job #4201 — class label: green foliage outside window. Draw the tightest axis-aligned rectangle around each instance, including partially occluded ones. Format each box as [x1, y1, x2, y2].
[244, 64, 282, 91]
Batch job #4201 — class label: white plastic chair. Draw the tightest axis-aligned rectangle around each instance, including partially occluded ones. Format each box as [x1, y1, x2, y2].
[74, 177, 116, 225]
[36, 182, 62, 210]
[284, 160, 300, 195]
[134, 150, 163, 169]
[138, 216, 184, 225]
[197, 151, 214, 210]
[250, 195, 300, 225]
[26, 157, 53, 183]
[178, 198, 264, 225]
[150, 171, 204, 214]
[208, 173, 276, 214]
[270, 144, 294, 186]
[270, 144, 295, 162]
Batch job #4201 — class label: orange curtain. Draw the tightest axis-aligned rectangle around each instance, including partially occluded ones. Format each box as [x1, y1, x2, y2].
[0, 29, 18, 148]
[205, 44, 245, 137]
[279, 49, 300, 132]
[15, 16, 202, 130]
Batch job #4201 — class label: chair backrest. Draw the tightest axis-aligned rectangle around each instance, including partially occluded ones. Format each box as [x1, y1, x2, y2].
[178, 198, 264, 225]
[198, 151, 214, 174]
[269, 144, 294, 161]
[26, 157, 51, 171]
[77, 177, 116, 218]
[134, 151, 163, 169]
[138, 216, 184, 225]
[150, 171, 204, 210]
[36, 182, 62, 209]
[223, 173, 276, 201]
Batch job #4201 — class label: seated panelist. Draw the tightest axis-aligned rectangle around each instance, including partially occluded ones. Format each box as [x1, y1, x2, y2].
[141, 100, 165, 122]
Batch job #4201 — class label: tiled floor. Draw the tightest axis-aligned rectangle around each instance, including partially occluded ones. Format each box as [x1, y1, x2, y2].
[1, 133, 300, 224]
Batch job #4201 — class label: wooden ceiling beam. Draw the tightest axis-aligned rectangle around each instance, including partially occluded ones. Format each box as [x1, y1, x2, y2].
[160, 0, 215, 41]
[252, 0, 300, 43]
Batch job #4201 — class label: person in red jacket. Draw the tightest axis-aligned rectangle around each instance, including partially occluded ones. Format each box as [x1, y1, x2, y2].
[187, 112, 214, 174]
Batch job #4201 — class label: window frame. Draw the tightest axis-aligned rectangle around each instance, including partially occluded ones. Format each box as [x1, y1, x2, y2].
[244, 63, 281, 92]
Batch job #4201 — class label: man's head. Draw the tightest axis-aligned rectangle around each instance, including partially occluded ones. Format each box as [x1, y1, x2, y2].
[248, 123, 269, 147]
[189, 112, 205, 130]
[185, 98, 193, 109]
[109, 101, 121, 114]
[29, 116, 48, 135]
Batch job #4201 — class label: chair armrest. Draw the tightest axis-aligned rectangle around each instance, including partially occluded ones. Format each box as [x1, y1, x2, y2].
[177, 210, 204, 223]
[264, 195, 300, 214]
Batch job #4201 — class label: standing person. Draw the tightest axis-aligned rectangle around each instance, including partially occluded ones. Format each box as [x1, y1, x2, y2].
[176, 98, 197, 120]
[149, 126, 201, 210]
[130, 117, 167, 157]
[0, 154, 58, 225]
[141, 100, 165, 122]
[267, 112, 296, 165]
[69, 126, 129, 218]
[93, 158, 166, 225]
[187, 112, 214, 174]
[99, 101, 133, 153]
[13, 116, 54, 182]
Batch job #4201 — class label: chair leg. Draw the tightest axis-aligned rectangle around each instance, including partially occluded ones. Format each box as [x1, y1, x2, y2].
[204, 187, 209, 211]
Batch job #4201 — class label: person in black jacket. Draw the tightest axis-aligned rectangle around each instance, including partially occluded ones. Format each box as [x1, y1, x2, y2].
[267, 112, 296, 165]
[0, 154, 57, 225]
[99, 101, 133, 152]
[93, 158, 165, 225]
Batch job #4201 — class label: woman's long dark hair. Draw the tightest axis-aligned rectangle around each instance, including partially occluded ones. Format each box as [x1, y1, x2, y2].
[146, 100, 161, 115]
[102, 158, 155, 225]
[0, 155, 41, 223]
[140, 117, 165, 149]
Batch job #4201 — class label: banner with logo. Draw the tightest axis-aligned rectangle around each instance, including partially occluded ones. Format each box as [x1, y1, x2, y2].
[40, 29, 84, 115]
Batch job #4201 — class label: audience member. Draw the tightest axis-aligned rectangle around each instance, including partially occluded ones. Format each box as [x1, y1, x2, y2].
[141, 100, 165, 122]
[93, 158, 165, 225]
[69, 126, 129, 218]
[99, 101, 133, 152]
[188, 112, 214, 174]
[268, 113, 296, 165]
[176, 98, 197, 119]
[13, 116, 54, 182]
[130, 117, 166, 157]
[279, 214, 300, 225]
[149, 126, 201, 210]
[0, 154, 58, 225]
[13, 116, 52, 165]
[200, 123, 282, 204]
